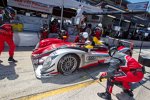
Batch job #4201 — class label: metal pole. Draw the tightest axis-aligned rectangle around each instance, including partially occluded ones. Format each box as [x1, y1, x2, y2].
[138, 37, 144, 58]
[60, 0, 64, 30]
[120, 0, 122, 7]
[119, 0, 123, 26]
[148, 22, 150, 27]
[119, 14, 122, 26]
[133, 23, 137, 37]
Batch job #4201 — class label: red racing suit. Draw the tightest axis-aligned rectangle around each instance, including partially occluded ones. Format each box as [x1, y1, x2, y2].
[40, 28, 49, 40]
[100, 52, 144, 94]
[0, 24, 15, 57]
[74, 35, 85, 43]
[94, 27, 103, 40]
[94, 30, 101, 40]
[51, 24, 58, 33]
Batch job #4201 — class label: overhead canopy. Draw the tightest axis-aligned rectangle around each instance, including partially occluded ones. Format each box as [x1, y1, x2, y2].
[83, 10, 149, 26]
[32, 0, 78, 8]
[52, 7, 76, 18]
[32, 0, 103, 13]
[8, 0, 53, 13]
[83, 11, 146, 15]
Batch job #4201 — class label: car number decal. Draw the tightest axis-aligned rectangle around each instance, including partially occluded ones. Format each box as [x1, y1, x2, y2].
[86, 56, 97, 61]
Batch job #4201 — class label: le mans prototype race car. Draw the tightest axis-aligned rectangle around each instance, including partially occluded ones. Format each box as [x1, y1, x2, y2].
[31, 37, 133, 78]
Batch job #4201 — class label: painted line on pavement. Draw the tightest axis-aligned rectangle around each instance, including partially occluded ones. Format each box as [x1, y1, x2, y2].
[14, 79, 106, 100]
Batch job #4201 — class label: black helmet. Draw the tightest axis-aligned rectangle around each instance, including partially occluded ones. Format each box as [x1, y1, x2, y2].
[4, 7, 16, 20]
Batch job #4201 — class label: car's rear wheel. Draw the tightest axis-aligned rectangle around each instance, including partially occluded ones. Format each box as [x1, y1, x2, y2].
[58, 54, 80, 75]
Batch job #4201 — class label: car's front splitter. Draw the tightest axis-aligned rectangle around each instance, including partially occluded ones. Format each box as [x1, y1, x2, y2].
[34, 65, 59, 79]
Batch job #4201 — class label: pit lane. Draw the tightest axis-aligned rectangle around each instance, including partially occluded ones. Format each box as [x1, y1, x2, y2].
[0, 47, 150, 100]
[0, 47, 108, 100]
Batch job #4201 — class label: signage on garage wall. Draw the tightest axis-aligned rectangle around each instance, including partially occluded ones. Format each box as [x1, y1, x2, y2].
[8, 0, 53, 13]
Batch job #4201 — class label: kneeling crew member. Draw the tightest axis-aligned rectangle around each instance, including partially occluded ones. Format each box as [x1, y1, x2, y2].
[98, 48, 144, 100]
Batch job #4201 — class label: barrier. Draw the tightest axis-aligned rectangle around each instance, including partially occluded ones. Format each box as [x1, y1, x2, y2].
[101, 37, 150, 47]
[13, 31, 39, 46]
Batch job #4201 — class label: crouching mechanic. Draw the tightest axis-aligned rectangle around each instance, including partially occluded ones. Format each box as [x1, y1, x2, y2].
[97, 47, 144, 100]
[0, 7, 17, 62]
[40, 24, 49, 40]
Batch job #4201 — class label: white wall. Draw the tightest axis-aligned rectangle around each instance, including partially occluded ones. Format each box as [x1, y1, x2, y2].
[17, 14, 49, 31]
[13, 31, 40, 46]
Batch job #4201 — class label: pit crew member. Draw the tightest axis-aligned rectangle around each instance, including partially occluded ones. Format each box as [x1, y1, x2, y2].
[40, 24, 49, 40]
[0, 7, 17, 62]
[97, 48, 144, 100]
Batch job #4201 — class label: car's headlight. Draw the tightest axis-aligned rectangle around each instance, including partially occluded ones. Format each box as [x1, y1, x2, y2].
[39, 56, 47, 64]
[43, 56, 52, 68]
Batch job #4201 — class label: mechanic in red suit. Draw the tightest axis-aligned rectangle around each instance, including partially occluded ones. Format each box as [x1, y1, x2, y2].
[93, 23, 103, 40]
[0, 7, 17, 63]
[40, 24, 49, 40]
[97, 47, 144, 100]
[74, 32, 84, 43]
[50, 19, 59, 33]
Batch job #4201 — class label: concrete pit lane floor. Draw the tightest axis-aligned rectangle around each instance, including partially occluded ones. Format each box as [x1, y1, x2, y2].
[0, 47, 150, 100]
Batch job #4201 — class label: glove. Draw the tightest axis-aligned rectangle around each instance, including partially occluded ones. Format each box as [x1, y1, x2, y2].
[99, 72, 107, 82]
[85, 40, 91, 45]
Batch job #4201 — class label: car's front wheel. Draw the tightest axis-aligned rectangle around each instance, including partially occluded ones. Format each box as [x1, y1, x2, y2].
[57, 54, 80, 75]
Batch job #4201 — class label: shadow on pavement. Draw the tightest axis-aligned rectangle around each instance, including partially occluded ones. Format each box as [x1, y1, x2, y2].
[132, 71, 150, 90]
[15, 46, 34, 51]
[116, 92, 135, 100]
[0, 62, 19, 80]
[4, 46, 34, 52]
[40, 64, 108, 84]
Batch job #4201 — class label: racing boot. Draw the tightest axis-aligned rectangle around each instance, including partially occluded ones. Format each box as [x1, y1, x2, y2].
[0, 59, 3, 63]
[8, 57, 18, 63]
[97, 92, 112, 100]
[123, 89, 133, 97]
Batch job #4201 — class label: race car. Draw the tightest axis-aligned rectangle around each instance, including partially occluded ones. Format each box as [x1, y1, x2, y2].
[31, 36, 133, 78]
[33, 36, 133, 56]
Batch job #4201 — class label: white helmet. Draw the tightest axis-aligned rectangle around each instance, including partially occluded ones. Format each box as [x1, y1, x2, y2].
[82, 32, 89, 39]
[98, 23, 102, 28]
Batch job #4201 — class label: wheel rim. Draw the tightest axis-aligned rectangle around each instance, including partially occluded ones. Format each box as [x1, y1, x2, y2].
[59, 55, 77, 75]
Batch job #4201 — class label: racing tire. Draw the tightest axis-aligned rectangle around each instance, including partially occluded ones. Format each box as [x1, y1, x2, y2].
[57, 54, 80, 75]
